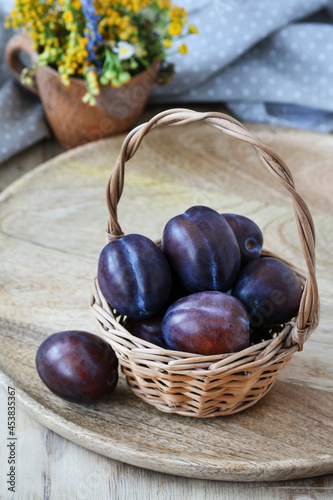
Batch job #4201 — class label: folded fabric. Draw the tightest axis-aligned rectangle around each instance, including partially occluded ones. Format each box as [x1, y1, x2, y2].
[1, 0, 333, 165]
[153, 0, 333, 130]
[0, 80, 50, 162]
[0, 8, 49, 164]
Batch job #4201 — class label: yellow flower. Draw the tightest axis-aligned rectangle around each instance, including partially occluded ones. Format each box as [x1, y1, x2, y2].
[62, 75, 70, 86]
[170, 6, 187, 20]
[168, 21, 182, 36]
[189, 24, 198, 34]
[163, 38, 172, 48]
[62, 11, 74, 24]
[178, 43, 188, 55]
[78, 37, 88, 49]
[158, 0, 171, 8]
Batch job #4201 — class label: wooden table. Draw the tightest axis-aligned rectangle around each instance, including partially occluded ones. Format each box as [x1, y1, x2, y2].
[1, 106, 333, 499]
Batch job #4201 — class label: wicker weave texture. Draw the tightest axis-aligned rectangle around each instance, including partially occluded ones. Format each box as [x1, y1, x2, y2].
[90, 109, 319, 417]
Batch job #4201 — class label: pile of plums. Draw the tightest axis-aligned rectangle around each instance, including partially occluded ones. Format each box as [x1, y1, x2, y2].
[36, 205, 302, 404]
[98, 205, 303, 355]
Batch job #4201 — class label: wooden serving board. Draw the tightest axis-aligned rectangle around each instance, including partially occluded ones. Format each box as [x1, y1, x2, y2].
[0, 123, 332, 482]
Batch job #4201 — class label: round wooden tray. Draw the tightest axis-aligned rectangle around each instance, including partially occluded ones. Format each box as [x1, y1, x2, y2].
[0, 123, 332, 482]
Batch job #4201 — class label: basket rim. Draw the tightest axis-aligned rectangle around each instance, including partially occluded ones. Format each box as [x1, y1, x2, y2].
[90, 248, 317, 377]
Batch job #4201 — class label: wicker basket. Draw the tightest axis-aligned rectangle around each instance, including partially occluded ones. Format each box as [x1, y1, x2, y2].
[90, 108, 319, 418]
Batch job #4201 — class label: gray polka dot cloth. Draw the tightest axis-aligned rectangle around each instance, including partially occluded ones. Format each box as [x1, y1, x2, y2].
[153, 0, 333, 131]
[1, 0, 333, 164]
[0, 8, 50, 164]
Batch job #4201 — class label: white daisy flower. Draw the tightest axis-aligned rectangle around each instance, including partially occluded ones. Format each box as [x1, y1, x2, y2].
[113, 42, 135, 61]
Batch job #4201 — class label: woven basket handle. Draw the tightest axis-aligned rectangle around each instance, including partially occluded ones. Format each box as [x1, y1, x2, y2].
[105, 108, 319, 348]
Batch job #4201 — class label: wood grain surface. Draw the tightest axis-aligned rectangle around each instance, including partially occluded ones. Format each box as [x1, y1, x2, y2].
[0, 123, 333, 492]
[1, 386, 332, 500]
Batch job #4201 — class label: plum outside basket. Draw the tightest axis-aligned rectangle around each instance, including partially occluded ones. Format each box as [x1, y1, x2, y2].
[90, 108, 319, 418]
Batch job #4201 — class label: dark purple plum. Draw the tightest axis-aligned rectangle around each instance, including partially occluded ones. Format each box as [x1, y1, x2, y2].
[221, 213, 263, 266]
[36, 331, 118, 403]
[168, 269, 190, 305]
[232, 257, 303, 328]
[250, 324, 284, 345]
[162, 291, 250, 355]
[123, 311, 166, 348]
[158, 241, 189, 304]
[98, 234, 172, 319]
[162, 206, 241, 293]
